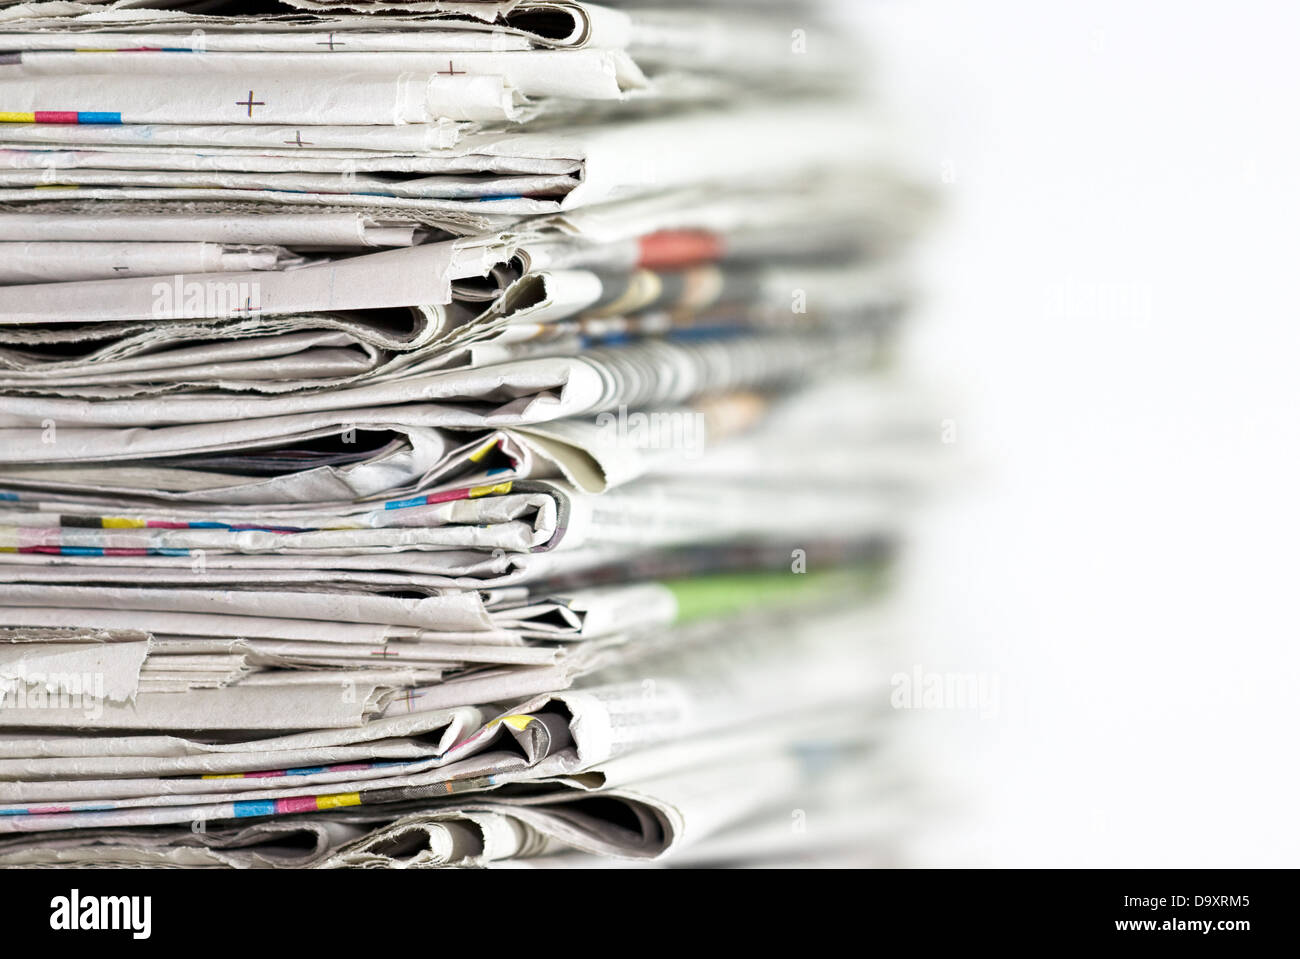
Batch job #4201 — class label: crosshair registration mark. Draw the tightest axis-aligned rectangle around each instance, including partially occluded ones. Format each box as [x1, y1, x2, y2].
[235, 91, 265, 117]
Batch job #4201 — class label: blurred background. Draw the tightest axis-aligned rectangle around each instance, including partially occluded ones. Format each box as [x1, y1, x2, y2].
[850, 0, 1300, 866]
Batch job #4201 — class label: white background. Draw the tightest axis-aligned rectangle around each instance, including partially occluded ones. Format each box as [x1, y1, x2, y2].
[848, 1, 1300, 865]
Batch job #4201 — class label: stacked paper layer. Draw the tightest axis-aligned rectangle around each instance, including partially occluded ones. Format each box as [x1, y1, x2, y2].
[0, 0, 937, 868]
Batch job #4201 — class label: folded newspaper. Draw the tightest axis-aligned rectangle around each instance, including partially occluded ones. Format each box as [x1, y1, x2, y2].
[0, 0, 937, 868]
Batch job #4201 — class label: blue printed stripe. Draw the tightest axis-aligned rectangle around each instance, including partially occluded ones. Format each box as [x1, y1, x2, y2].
[232, 800, 276, 818]
[385, 496, 426, 510]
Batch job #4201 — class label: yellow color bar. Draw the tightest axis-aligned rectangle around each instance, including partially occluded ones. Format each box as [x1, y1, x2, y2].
[468, 439, 498, 463]
[316, 792, 361, 810]
[102, 517, 146, 529]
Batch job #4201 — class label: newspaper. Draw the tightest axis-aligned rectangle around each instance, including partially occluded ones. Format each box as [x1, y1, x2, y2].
[0, 0, 933, 867]
[0, 242, 310, 283]
[0, 565, 889, 729]
[0, 599, 890, 833]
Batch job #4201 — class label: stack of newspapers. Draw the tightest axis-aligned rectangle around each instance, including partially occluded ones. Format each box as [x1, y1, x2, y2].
[0, 0, 935, 867]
